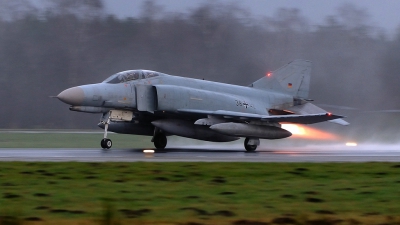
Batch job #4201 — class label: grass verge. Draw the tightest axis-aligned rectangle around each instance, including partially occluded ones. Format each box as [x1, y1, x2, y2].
[1, 162, 400, 224]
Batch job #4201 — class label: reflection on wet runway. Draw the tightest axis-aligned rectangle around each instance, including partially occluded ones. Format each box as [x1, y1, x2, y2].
[1, 144, 400, 162]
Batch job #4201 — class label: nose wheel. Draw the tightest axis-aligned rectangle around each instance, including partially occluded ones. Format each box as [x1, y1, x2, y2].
[101, 138, 112, 149]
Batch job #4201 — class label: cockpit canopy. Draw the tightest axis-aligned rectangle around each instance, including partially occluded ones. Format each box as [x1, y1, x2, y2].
[102, 70, 160, 84]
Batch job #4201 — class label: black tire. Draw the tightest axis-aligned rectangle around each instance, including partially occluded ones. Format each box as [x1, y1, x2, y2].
[153, 134, 167, 149]
[100, 139, 106, 149]
[244, 137, 257, 152]
[101, 138, 112, 149]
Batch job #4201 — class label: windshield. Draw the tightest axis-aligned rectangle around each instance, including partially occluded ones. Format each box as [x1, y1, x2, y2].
[102, 70, 160, 84]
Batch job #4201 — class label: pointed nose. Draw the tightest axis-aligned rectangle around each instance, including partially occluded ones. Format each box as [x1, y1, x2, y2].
[57, 87, 84, 105]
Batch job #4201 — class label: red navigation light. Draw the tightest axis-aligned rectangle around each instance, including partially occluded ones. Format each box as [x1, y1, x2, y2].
[266, 72, 272, 77]
[327, 112, 332, 116]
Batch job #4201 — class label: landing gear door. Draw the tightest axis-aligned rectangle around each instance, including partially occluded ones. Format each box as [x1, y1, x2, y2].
[136, 85, 157, 113]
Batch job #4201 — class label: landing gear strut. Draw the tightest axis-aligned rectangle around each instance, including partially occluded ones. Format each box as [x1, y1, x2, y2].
[101, 113, 112, 149]
[244, 137, 259, 152]
[152, 128, 167, 149]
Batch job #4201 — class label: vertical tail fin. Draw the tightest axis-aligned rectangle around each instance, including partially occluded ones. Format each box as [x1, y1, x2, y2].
[251, 60, 312, 99]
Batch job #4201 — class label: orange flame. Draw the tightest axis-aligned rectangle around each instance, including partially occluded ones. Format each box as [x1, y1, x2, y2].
[281, 124, 338, 140]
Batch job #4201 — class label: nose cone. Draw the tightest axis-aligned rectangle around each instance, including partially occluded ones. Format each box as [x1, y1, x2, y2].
[57, 87, 84, 105]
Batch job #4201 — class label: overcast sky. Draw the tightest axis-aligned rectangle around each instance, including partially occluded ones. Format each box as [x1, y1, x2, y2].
[103, 0, 400, 35]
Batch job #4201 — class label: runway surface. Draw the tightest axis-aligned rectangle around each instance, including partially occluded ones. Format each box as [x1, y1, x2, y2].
[1, 144, 400, 162]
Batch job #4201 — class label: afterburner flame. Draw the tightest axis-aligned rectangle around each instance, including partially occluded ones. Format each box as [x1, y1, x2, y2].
[281, 124, 338, 140]
[281, 124, 306, 135]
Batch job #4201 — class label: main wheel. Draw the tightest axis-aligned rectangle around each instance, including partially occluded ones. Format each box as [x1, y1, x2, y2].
[244, 138, 257, 152]
[153, 134, 167, 149]
[101, 138, 112, 149]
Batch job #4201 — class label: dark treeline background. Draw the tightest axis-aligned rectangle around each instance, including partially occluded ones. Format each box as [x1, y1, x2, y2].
[1, 0, 400, 142]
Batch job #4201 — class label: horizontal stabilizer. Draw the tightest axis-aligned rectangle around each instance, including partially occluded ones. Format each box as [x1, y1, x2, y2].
[328, 118, 350, 126]
[262, 113, 344, 124]
[286, 103, 349, 126]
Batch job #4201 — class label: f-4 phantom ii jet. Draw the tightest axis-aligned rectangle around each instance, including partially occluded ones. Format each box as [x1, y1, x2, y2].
[56, 60, 348, 151]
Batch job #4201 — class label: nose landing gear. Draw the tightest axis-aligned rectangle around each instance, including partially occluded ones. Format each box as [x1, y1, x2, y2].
[99, 110, 134, 150]
[101, 113, 112, 149]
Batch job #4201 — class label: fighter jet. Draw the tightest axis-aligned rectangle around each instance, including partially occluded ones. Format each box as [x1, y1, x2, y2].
[56, 60, 348, 151]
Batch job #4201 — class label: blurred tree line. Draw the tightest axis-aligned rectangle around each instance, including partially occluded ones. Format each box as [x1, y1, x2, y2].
[1, 0, 400, 141]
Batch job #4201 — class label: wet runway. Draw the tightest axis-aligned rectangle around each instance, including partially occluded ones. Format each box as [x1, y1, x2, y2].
[1, 145, 400, 162]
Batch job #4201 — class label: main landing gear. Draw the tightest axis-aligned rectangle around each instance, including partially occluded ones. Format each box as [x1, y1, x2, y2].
[152, 128, 167, 149]
[244, 137, 259, 152]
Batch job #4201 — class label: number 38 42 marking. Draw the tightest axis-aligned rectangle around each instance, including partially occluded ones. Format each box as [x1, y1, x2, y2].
[235, 100, 253, 109]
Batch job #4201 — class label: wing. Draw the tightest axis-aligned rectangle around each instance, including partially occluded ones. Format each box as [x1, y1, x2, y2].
[177, 109, 345, 124]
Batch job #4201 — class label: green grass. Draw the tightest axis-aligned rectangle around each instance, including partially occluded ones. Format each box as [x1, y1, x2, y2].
[0, 132, 150, 148]
[1, 162, 400, 224]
